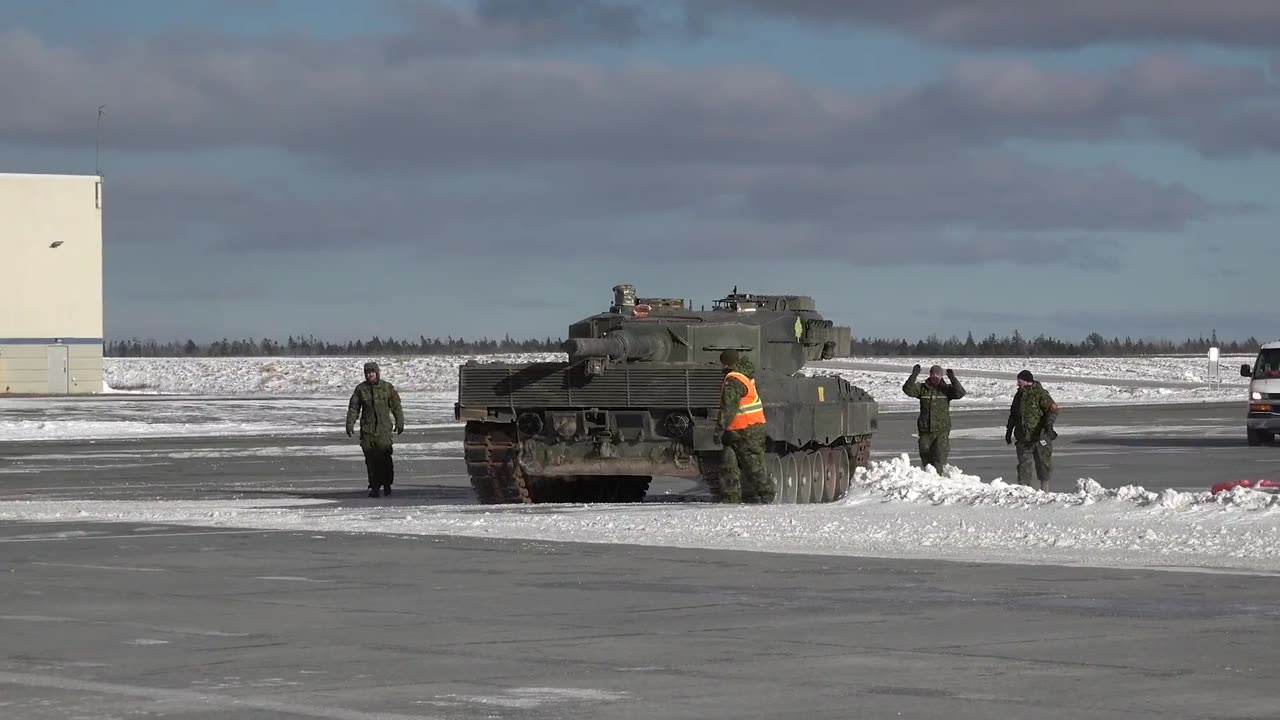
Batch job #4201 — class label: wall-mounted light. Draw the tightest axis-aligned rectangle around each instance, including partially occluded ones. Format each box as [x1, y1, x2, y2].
[49, 241, 64, 248]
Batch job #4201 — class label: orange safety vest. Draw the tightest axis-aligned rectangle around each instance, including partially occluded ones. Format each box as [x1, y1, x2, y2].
[722, 371, 766, 431]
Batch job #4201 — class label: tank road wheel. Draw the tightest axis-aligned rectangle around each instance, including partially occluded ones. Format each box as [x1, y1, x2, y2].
[818, 448, 840, 502]
[807, 451, 827, 504]
[778, 453, 799, 504]
[764, 453, 785, 505]
[830, 446, 851, 499]
[794, 452, 814, 504]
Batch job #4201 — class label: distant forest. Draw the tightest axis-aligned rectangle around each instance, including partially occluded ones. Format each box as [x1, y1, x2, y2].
[102, 331, 1265, 358]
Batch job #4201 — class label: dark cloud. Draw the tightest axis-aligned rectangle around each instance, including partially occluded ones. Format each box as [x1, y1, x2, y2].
[1, 29, 1272, 168]
[100, 151, 1174, 271]
[724, 0, 1280, 50]
[388, 0, 708, 56]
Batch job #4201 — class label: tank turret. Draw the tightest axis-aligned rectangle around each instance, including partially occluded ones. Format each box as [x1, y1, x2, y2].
[455, 284, 877, 506]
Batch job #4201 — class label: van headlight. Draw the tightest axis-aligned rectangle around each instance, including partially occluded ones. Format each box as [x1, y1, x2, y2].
[1252, 391, 1263, 400]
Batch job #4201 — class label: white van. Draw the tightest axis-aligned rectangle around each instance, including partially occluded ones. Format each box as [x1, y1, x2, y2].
[1240, 340, 1280, 446]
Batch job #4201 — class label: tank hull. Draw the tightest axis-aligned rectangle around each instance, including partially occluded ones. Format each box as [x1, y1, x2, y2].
[455, 360, 878, 504]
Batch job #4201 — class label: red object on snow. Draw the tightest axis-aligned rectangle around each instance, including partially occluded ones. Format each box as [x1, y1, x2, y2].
[1211, 479, 1280, 494]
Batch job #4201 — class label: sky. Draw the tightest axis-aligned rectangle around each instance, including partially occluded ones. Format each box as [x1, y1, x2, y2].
[2, 0, 1279, 344]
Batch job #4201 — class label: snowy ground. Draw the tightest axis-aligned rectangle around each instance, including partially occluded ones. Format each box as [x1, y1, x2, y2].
[4, 353, 1275, 576]
[99, 353, 1250, 398]
[2, 454, 1278, 575]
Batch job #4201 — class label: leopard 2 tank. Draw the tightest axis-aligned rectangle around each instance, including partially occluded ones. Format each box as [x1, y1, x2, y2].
[454, 284, 878, 504]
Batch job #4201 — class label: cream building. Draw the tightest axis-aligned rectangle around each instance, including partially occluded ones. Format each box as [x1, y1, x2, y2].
[0, 173, 104, 394]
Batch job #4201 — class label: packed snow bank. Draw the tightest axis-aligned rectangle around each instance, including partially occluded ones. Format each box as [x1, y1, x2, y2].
[102, 354, 560, 396]
[0, 419, 328, 442]
[4, 454, 1278, 575]
[810, 368, 1241, 411]
[93, 354, 1249, 420]
[830, 354, 1254, 386]
[0, 393, 461, 443]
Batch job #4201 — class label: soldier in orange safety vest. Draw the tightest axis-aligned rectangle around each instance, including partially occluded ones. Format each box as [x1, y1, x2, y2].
[716, 349, 774, 503]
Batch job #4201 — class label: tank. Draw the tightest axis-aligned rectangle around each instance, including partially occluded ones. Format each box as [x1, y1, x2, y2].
[454, 284, 878, 504]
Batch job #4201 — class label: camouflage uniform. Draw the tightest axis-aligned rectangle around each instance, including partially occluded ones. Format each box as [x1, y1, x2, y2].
[346, 361, 405, 497]
[717, 352, 774, 504]
[902, 364, 966, 472]
[1005, 373, 1059, 491]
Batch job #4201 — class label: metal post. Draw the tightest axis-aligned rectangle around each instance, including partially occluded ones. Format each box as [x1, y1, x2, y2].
[95, 105, 106, 176]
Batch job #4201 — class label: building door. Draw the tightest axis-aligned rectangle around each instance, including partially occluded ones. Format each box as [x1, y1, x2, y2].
[47, 345, 69, 394]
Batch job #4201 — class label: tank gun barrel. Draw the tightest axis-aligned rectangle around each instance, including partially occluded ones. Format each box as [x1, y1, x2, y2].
[562, 330, 670, 362]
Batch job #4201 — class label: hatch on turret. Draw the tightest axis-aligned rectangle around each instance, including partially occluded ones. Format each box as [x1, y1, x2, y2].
[713, 288, 816, 313]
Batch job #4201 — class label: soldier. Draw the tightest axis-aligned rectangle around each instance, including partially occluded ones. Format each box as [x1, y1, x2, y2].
[1005, 369, 1059, 491]
[716, 349, 774, 504]
[345, 361, 405, 497]
[902, 364, 966, 474]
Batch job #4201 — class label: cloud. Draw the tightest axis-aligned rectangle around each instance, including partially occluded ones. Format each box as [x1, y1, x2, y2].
[725, 0, 1280, 50]
[1, 28, 1272, 167]
[0, 14, 1267, 275]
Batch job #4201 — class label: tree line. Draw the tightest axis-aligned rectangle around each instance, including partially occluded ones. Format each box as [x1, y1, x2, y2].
[103, 335, 564, 358]
[103, 330, 1263, 358]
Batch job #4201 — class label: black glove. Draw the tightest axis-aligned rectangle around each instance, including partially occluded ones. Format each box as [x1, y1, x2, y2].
[1047, 428, 1058, 441]
[346, 427, 353, 437]
[946, 368, 955, 378]
[395, 425, 404, 435]
[1005, 428, 1013, 445]
[912, 364, 921, 374]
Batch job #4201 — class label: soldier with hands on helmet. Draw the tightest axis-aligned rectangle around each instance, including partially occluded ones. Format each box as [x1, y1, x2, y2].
[902, 363, 966, 474]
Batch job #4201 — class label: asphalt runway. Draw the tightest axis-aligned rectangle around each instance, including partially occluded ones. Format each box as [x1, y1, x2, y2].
[3, 519, 1280, 720]
[3, 400, 1279, 718]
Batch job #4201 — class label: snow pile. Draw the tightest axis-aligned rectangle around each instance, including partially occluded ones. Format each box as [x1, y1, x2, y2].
[4, 454, 1280, 575]
[103, 353, 561, 396]
[855, 454, 1280, 512]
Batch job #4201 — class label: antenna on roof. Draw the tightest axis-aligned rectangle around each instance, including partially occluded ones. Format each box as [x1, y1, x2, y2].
[95, 104, 106, 177]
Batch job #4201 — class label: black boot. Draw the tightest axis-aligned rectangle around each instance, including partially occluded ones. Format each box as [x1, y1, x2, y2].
[368, 486, 381, 497]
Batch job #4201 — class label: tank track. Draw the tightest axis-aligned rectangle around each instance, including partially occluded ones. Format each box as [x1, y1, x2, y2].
[463, 421, 650, 504]
[697, 434, 872, 504]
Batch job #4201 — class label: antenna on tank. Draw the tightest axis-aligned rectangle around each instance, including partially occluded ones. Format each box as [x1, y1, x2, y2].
[95, 104, 106, 177]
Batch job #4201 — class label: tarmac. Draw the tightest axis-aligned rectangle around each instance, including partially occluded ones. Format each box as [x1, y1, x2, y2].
[2, 400, 1279, 718]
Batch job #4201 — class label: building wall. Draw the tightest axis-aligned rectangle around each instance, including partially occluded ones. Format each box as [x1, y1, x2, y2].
[0, 341, 103, 394]
[0, 173, 104, 395]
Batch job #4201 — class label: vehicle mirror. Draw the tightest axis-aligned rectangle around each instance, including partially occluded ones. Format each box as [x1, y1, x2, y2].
[1241, 364, 1252, 377]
